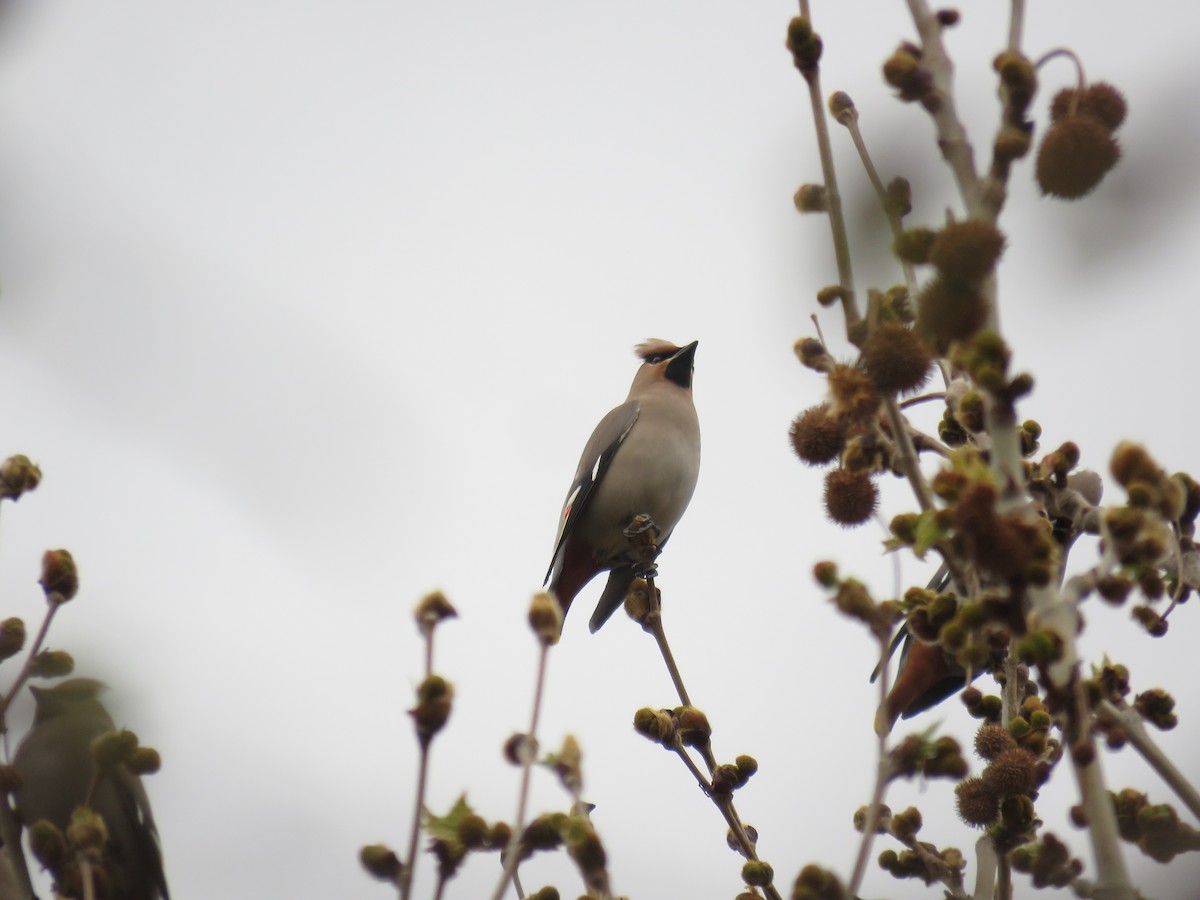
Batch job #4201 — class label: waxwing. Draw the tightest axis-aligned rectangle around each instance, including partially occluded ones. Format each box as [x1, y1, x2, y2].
[545, 339, 700, 632]
[13, 678, 170, 900]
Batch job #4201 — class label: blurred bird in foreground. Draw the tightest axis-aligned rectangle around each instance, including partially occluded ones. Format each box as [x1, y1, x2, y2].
[545, 339, 701, 632]
[13, 678, 169, 900]
[874, 564, 966, 736]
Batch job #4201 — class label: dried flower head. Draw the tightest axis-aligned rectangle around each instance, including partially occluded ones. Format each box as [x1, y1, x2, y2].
[823, 469, 878, 528]
[789, 405, 846, 466]
[862, 322, 933, 395]
[1036, 116, 1120, 199]
[1050, 82, 1128, 132]
[929, 220, 1006, 283]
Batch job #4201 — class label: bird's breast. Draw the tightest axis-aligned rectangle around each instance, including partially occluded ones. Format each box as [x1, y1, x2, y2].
[579, 409, 700, 564]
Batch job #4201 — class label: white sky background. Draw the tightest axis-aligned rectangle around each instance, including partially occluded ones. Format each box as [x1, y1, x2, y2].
[1, 2, 1199, 898]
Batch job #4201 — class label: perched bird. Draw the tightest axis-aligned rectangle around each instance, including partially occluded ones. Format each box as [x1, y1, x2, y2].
[13, 678, 170, 900]
[875, 632, 966, 736]
[873, 564, 966, 736]
[545, 339, 701, 632]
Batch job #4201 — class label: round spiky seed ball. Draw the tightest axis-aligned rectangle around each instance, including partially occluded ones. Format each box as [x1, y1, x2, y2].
[975, 723, 1018, 761]
[1036, 116, 1120, 200]
[916, 276, 988, 347]
[789, 405, 846, 466]
[862, 322, 933, 395]
[1050, 82, 1127, 132]
[956, 776, 1000, 827]
[983, 748, 1038, 798]
[929, 221, 1006, 283]
[824, 469, 878, 528]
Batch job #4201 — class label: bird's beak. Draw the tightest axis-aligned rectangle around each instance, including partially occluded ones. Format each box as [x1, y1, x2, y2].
[664, 340, 698, 388]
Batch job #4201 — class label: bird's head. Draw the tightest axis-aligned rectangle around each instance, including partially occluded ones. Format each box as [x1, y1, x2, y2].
[633, 339, 698, 391]
[30, 677, 109, 725]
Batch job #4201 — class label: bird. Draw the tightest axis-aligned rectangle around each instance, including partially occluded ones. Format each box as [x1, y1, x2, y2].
[13, 678, 170, 900]
[873, 564, 966, 736]
[545, 339, 701, 633]
[875, 631, 966, 736]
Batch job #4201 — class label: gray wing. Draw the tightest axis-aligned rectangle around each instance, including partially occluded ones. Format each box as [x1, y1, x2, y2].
[545, 400, 641, 584]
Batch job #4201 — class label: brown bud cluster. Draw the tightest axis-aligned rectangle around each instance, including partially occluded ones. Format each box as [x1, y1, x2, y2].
[409, 675, 453, 746]
[1037, 81, 1126, 200]
[1010, 833, 1084, 889]
[40, 550, 79, 603]
[785, 17, 823, 76]
[0, 455, 42, 501]
[882, 43, 931, 103]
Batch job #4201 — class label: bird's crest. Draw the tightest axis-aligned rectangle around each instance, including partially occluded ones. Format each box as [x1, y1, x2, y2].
[635, 339, 681, 361]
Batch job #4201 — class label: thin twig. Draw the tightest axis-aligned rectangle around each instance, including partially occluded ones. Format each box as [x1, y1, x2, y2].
[846, 631, 894, 897]
[995, 853, 1012, 900]
[890, 829, 970, 899]
[490, 643, 552, 900]
[905, 0, 986, 218]
[838, 107, 918, 299]
[899, 391, 946, 410]
[884, 398, 935, 512]
[1068, 681, 1133, 900]
[644, 574, 692, 710]
[1100, 699, 1200, 823]
[400, 746, 430, 900]
[400, 628, 439, 900]
[1006, 0, 1026, 53]
[795, 1, 860, 335]
[0, 597, 64, 740]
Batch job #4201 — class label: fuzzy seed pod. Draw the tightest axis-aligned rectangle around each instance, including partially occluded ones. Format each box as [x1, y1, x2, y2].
[823, 469, 878, 528]
[789, 405, 846, 466]
[862, 322, 933, 395]
[1036, 116, 1120, 199]
[1050, 82, 1128, 132]
[916, 276, 988, 347]
[984, 748, 1038, 798]
[956, 776, 1000, 826]
[930, 221, 1006, 283]
[975, 723, 1017, 761]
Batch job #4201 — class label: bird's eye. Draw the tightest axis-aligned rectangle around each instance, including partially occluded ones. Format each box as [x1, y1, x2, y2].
[646, 353, 669, 364]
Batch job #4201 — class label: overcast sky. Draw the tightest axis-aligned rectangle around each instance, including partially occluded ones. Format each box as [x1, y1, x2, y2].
[2, 2, 1199, 898]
